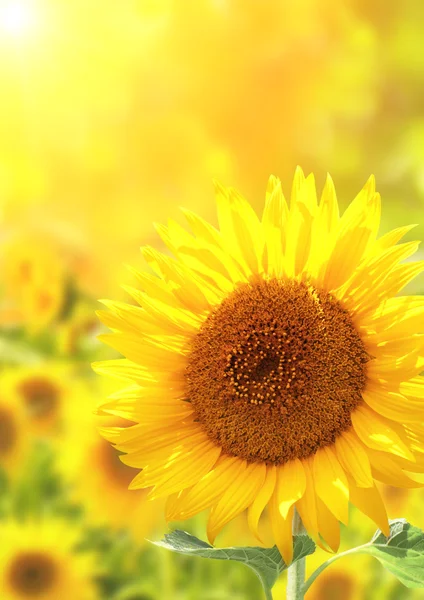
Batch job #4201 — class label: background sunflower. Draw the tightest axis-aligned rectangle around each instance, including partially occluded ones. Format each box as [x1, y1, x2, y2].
[0, 518, 98, 600]
[1, 1, 424, 599]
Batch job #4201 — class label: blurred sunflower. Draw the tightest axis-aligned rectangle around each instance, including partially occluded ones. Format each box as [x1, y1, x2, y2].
[57, 302, 101, 357]
[0, 393, 29, 476]
[3, 364, 83, 437]
[95, 169, 424, 563]
[303, 553, 367, 600]
[272, 545, 370, 600]
[380, 484, 424, 527]
[0, 233, 66, 333]
[0, 518, 98, 600]
[60, 403, 164, 541]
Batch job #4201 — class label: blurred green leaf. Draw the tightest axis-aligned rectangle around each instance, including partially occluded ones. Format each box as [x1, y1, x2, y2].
[154, 530, 315, 598]
[354, 519, 424, 588]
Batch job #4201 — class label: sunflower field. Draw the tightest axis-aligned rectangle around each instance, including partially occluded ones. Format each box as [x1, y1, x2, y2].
[1, 2, 424, 599]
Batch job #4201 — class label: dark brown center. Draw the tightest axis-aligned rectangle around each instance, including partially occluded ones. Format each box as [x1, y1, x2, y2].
[0, 407, 17, 456]
[185, 278, 370, 465]
[8, 552, 57, 596]
[18, 377, 59, 421]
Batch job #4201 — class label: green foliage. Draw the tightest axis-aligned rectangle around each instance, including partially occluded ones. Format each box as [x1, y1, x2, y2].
[354, 519, 424, 588]
[154, 529, 316, 596]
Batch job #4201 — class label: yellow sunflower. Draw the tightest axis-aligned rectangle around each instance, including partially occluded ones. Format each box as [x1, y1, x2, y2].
[3, 364, 82, 437]
[59, 382, 165, 541]
[0, 391, 30, 476]
[0, 234, 65, 333]
[0, 518, 98, 600]
[380, 484, 424, 526]
[94, 168, 424, 564]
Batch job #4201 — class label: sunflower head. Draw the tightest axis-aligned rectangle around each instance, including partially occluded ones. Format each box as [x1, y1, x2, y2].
[95, 169, 424, 563]
[0, 394, 29, 475]
[3, 364, 81, 437]
[0, 519, 97, 600]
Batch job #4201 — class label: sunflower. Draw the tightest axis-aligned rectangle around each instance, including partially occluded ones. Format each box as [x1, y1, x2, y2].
[59, 381, 164, 540]
[0, 518, 98, 600]
[380, 484, 424, 526]
[94, 169, 424, 563]
[0, 392, 30, 476]
[1, 233, 65, 333]
[3, 364, 82, 437]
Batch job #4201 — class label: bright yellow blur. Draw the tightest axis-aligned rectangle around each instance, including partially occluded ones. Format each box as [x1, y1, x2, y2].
[1, 1, 424, 599]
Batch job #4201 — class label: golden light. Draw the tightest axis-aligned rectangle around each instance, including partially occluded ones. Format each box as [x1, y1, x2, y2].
[0, 0, 36, 38]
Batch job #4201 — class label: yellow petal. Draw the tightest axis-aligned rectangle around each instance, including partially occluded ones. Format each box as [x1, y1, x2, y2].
[157, 220, 236, 293]
[313, 446, 349, 524]
[339, 241, 420, 313]
[166, 456, 245, 520]
[367, 351, 424, 384]
[296, 458, 319, 542]
[362, 387, 424, 423]
[285, 170, 316, 277]
[348, 478, 389, 536]
[335, 430, 373, 487]
[322, 184, 380, 291]
[146, 442, 222, 499]
[351, 405, 415, 461]
[377, 260, 424, 300]
[367, 448, 422, 488]
[135, 439, 216, 486]
[215, 182, 263, 276]
[275, 458, 306, 519]
[207, 462, 266, 543]
[247, 465, 277, 542]
[373, 224, 417, 253]
[268, 490, 294, 565]
[308, 173, 339, 279]
[141, 246, 213, 311]
[121, 286, 201, 332]
[262, 176, 288, 277]
[316, 495, 340, 552]
[98, 332, 185, 371]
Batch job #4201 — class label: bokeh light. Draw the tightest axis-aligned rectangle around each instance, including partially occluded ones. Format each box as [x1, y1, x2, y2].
[0, 1, 37, 39]
[1, 2, 424, 599]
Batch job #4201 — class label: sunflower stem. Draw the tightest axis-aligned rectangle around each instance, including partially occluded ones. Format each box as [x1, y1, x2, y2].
[286, 510, 306, 600]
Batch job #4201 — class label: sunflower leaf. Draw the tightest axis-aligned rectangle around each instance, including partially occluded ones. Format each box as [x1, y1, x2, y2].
[353, 519, 424, 588]
[153, 530, 315, 596]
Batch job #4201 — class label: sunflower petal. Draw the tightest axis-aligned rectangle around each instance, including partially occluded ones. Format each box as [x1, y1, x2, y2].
[335, 430, 373, 487]
[348, 478, 389, 535]
[275, 458, 306, 519]
[362, 387, 424, 423]
[316, 495, 340, 552]
[269, 491, 294, 565]
[313, 446, 349, 524]
[207, 462, 266, 543]
[351, 405, 416, 460]
[166, 456, 245, 520]
[247, 465, 277, 542]
[295, 458, 319, 542]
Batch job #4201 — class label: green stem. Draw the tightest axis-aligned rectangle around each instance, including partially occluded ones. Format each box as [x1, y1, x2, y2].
[286, 510, 306, 600]
[303, 544, 371, 595]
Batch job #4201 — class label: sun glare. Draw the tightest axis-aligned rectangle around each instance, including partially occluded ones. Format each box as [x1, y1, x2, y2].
[0, 1, 36, 38]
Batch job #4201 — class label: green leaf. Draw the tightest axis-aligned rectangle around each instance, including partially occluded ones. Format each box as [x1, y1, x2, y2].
[153, 530, 315, 596]
[354, 519, 424, 588]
